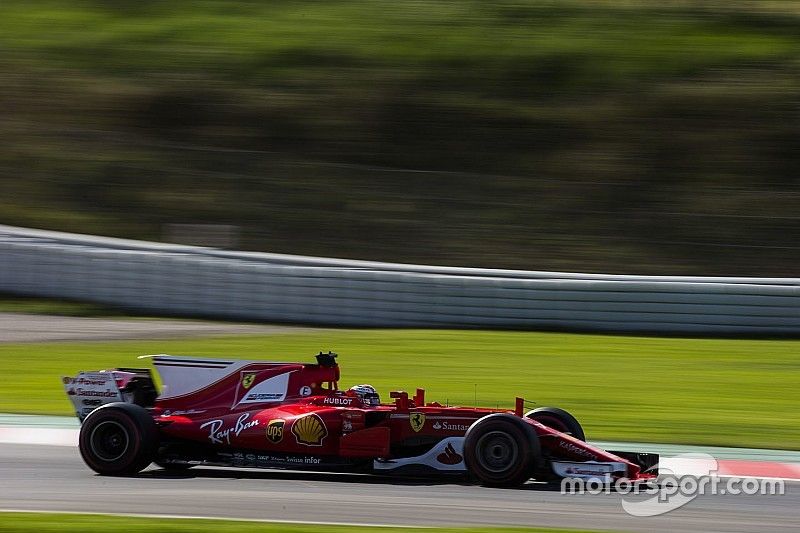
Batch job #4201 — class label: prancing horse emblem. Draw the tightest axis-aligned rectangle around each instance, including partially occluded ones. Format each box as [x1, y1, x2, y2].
[410, 412, 426, 432]
[241, 372, 257, 390]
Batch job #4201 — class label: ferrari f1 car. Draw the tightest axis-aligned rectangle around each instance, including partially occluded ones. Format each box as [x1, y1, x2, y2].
[63, 352, 657, 487]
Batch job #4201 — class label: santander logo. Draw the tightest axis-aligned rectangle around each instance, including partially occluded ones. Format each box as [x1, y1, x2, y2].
[436, 443, 463, 465]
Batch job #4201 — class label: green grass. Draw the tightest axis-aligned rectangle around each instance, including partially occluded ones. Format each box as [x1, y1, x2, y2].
[2, 330, 798, 450]
[0, 296, 129, 317]
[2, 1, 795, 83]
[0, 512, 596, 533]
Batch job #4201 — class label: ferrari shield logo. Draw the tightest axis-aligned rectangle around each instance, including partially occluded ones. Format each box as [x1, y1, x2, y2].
[410, 412, 426, 432]
[241, 372, 257, 390]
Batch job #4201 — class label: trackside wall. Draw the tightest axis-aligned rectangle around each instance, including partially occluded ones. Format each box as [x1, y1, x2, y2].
[1, 225, 798, 334]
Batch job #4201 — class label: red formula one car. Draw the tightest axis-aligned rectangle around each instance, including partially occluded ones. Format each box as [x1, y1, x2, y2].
[63, 352, 657, 486]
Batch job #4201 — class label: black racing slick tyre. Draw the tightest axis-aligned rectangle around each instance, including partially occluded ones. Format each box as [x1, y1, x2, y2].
[78, 402, 158, 476]
[525, 406, 586, 441]
[463, 414, 541, 487]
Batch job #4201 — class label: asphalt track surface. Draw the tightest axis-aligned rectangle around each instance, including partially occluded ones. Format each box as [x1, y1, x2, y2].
[1, 443, 796, 532]
[0, 313, 318, 342]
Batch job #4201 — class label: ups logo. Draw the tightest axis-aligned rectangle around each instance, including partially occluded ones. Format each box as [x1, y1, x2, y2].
[266, 419, 284, 443]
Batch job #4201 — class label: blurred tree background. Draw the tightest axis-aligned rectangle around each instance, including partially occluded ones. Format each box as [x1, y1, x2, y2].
[1, 0, 798, 275]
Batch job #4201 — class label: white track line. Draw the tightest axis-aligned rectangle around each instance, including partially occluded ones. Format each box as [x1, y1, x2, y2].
[0, 427, 77, 446]
[0, 509, 429, 528]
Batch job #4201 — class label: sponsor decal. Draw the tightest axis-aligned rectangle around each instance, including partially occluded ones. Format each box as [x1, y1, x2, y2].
[70, 376, 111, 386]
[235, 372, 290, 406]
[299, 386, 312, 397]
[241, 372, 258, 390]
[266, 419, 285, 443]
[200, 412, 259, 445]
[409, 412, 426, 432]
[63, 372, 123, 421]
[436, 443, 463, 465]
[323, 396, 354, 406]
[431, 420, 470, 432]
[559, 440, 596, 460]
[254, 454, 322, 466]
[292, 413, 328, 446]
[162, 409, 206, 417]
[373, 437, 466, 472]
[244, 393, 283, 402]
[341, 411, 361, 434]
[68, 388, 118, 397]
[564, 465, 611, 476]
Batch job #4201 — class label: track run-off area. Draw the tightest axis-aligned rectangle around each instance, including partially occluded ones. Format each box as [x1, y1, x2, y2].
[0, 434, 798, 533]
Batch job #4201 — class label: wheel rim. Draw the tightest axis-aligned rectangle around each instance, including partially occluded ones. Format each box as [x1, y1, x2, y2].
[89, 420, 130, 462]
[475, 430, 519, 473]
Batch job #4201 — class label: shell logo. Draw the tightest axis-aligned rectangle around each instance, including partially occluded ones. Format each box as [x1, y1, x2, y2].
[291, 413, 328, 446]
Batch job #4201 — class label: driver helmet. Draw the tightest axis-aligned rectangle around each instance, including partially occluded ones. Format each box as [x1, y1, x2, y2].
[348, 384, 380, 407]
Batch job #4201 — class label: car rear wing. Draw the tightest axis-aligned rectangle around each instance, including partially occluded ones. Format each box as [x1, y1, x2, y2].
[62, 368, 158, 422]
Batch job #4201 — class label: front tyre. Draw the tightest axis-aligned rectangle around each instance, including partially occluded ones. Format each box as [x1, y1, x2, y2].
[464, 414, 540, 487]
[79, 403, 158, 475]
[525, 406, 586, 441]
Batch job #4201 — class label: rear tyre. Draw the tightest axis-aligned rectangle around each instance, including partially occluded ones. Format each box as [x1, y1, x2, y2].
[525, 407, 586, 441]
[79, 403, 158, 475]
[463, 414, 540, 487]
